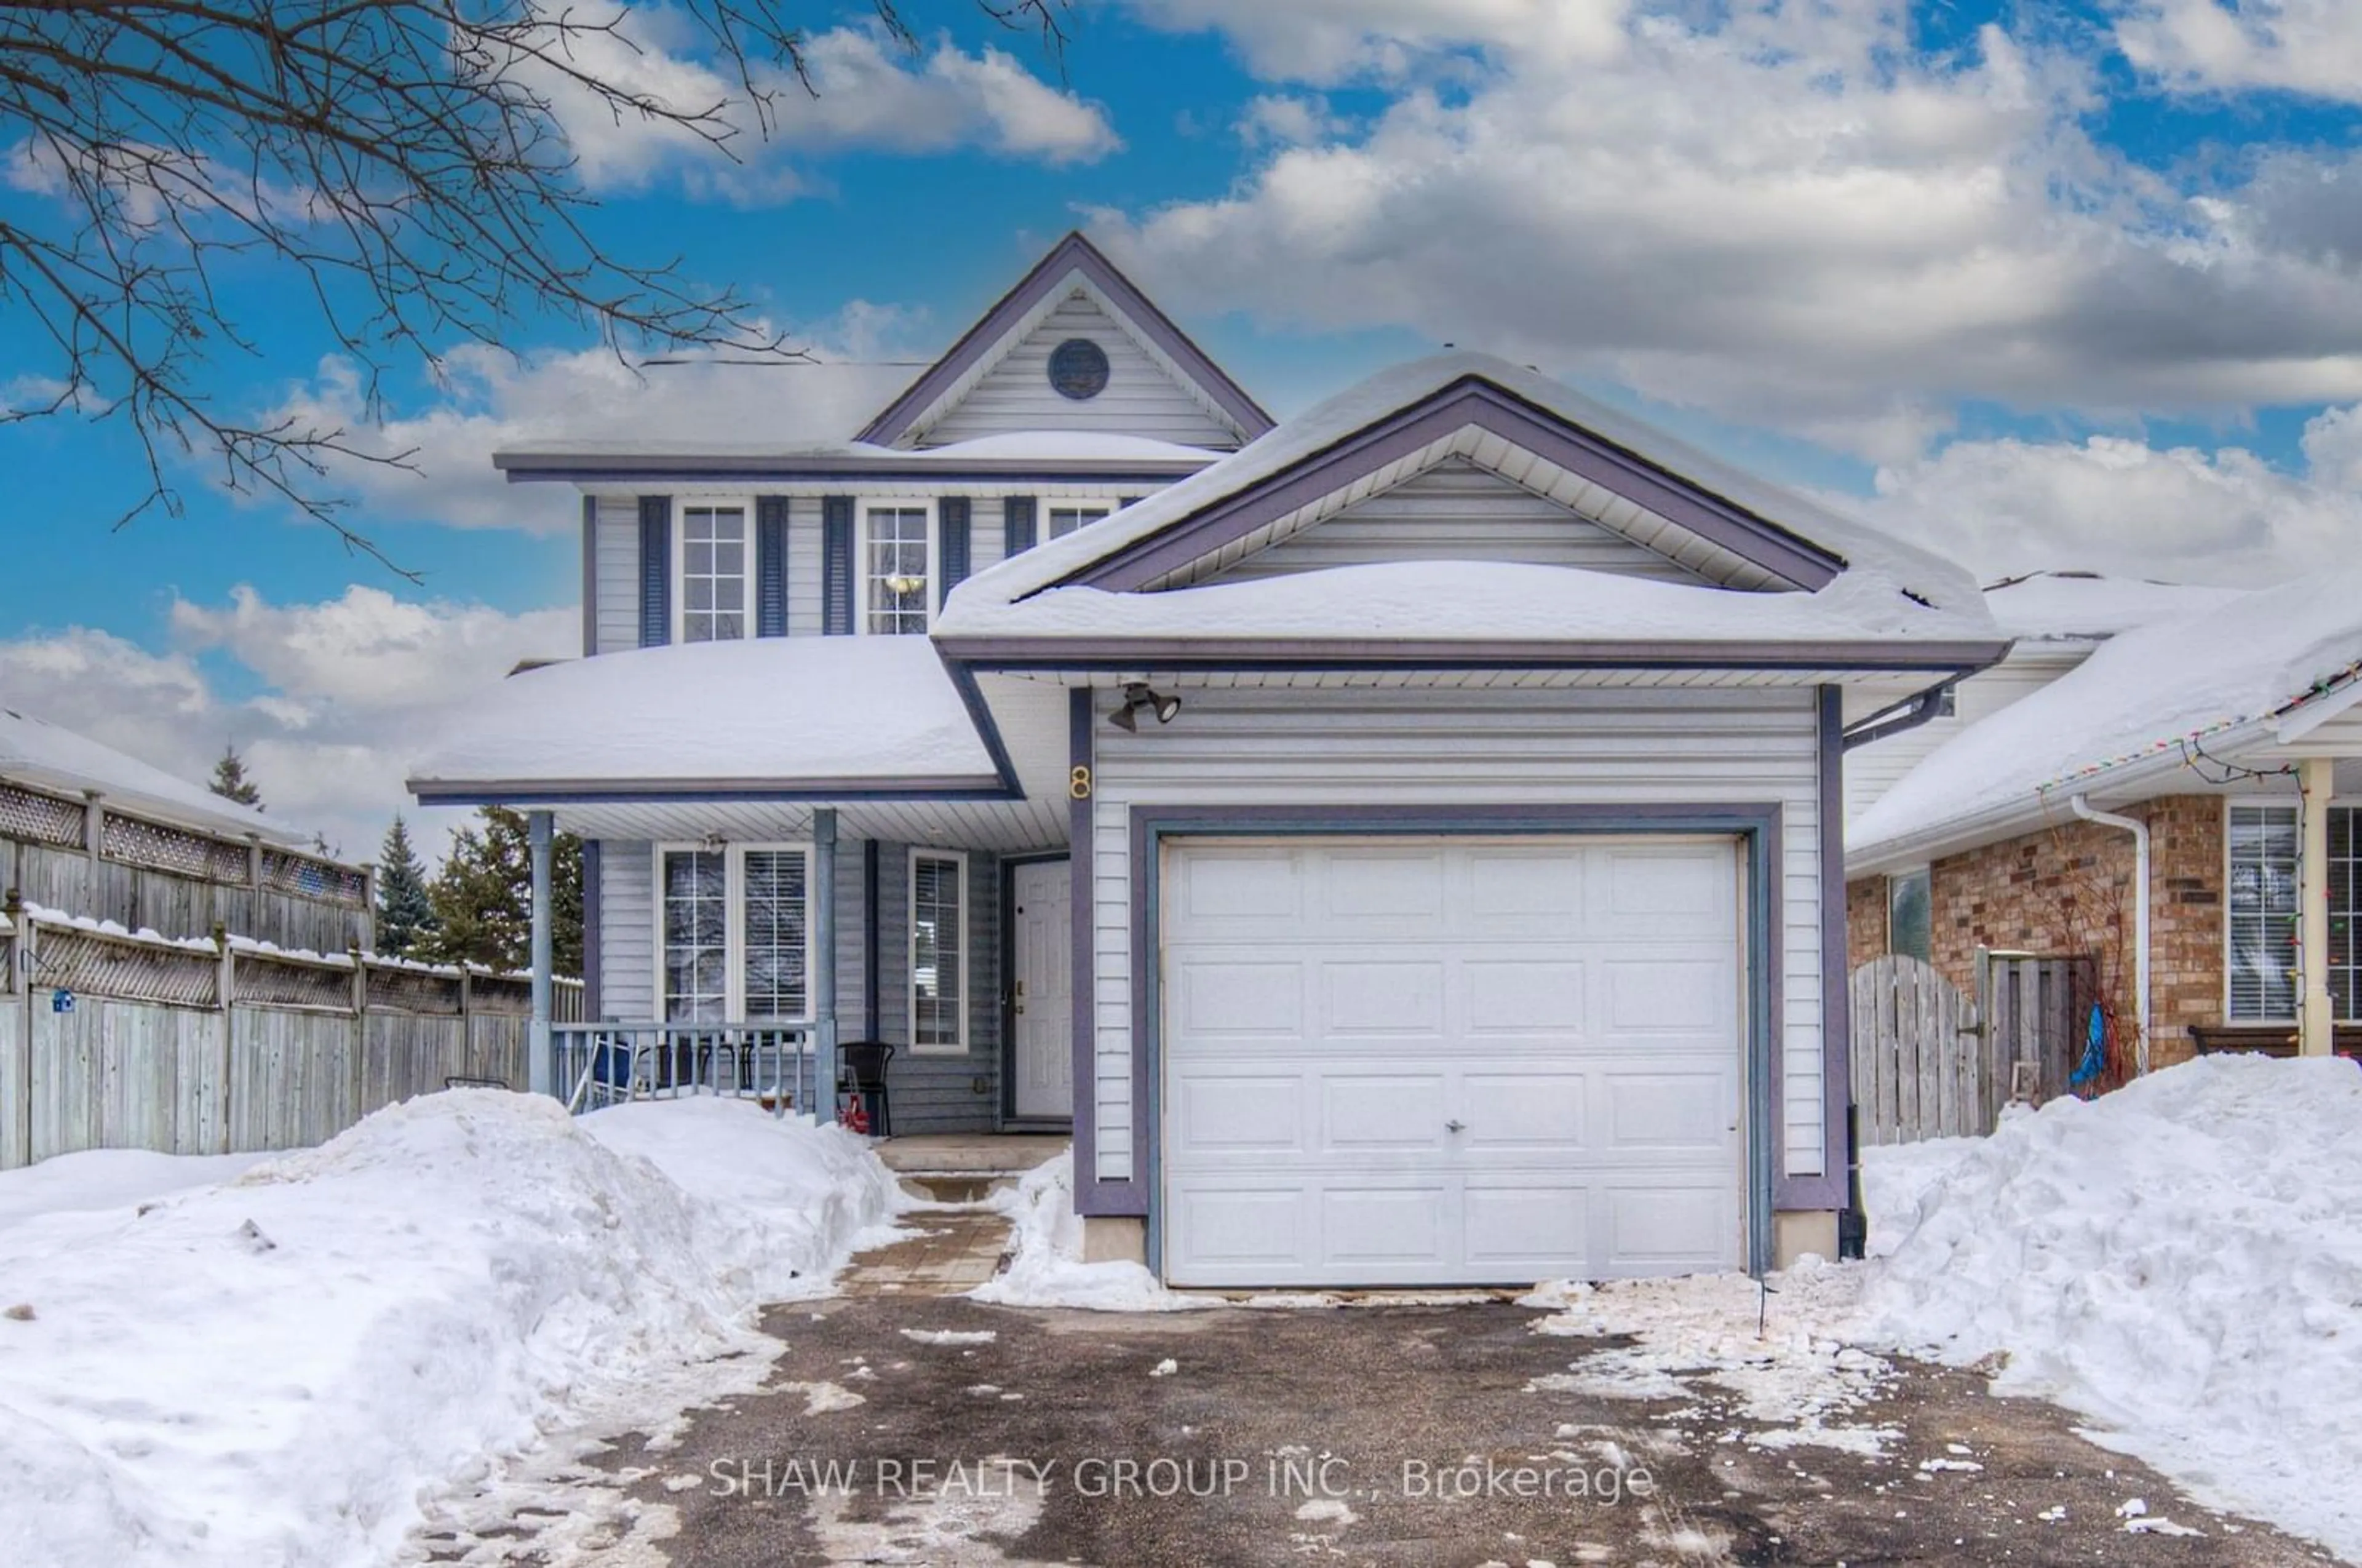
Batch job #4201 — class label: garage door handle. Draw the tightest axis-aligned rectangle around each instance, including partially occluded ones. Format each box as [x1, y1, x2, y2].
[1445, 1120, 1466, 1133]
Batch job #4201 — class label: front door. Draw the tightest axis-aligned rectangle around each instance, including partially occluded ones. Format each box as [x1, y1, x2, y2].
[1011, 858, 1074, 1120]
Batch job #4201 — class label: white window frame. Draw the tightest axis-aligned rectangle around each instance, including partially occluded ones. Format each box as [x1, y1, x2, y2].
[859, 498, 937, 636]
[654, 841, 815, 1024]
[673, 496, 755, 644]
[1042, 498, 1120, 542]
[2224, 800, 2300, 1025]
[908, 850, 969, 1054]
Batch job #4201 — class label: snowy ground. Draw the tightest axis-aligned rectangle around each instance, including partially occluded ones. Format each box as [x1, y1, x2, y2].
[0, 1092, 904, 1568]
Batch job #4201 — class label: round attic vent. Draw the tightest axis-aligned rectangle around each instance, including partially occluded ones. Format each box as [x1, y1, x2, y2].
[1048, 337, 1110, 400]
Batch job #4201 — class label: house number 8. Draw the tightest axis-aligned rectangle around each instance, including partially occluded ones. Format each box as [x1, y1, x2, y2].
[1068, 765, 1093, 800]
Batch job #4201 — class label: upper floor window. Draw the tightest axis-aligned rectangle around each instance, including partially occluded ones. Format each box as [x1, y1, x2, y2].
[678, 503, 748, 642]
[865, 504, 932, 635]
[1046, 503, 1112, 540]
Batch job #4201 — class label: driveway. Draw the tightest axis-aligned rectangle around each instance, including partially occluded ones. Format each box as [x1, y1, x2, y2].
[562, 1291, 2326, 1567]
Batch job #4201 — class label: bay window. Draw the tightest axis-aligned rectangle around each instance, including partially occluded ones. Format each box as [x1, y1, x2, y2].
[910, 851, 966, 1052]
[659, 843, 812, 1022]
[677, 502, 749, 642]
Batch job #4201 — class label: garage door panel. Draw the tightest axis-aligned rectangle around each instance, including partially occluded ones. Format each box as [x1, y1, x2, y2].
[1460, 1073, 1585, 1149]
[1322, 1187, 1447, 1267]
[1163, 837, 1743, 1287]
[1320, 1074, 1449, 1152]
[1463, 1183, 1589, 1270]
[1323, 960, 1445, 1035]
[1172, 1072, 1303, 1153]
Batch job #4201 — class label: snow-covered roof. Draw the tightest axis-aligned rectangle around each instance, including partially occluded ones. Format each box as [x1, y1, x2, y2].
[939, 354, 1998, 652]
[405, 638, 998, 800]
[1982, 571, 2249, 643]
[1851, 566, 2362, 866]
[493, 428, 1223, 475]
[0, 704, 313, 846]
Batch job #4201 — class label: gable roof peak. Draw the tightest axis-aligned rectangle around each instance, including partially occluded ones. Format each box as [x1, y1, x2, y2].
[854, 230, 1272, 449]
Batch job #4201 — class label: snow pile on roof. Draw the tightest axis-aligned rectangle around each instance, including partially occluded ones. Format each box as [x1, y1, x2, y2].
[1859, 1057, 2362, 1560]
[966, 1150, 1207, 1312]
[0, 1091, 900, 1568]
[408, 637, 995, 794]
[492, 361, 918, 459]
[944, 352, 1995, 643]
[0, 704, 312, 846]
[1853, 563, 2362, 857]
[945, 557, 1990, 645]
[1983, 571, 2250, 643]
[900, 431, 1220, 463]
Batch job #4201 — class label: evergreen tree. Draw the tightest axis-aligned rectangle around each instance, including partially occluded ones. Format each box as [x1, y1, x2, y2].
[208, 745, 263, 808]
[374, 815, 437, 958]
[418, 807, 582, 976]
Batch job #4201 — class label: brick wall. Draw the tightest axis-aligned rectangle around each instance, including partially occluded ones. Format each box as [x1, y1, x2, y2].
[1851, 796, 2227, 1072]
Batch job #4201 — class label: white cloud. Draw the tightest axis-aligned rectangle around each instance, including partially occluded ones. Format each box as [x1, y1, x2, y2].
[1091, 2, 2362, 461]
[0, 589, 575, 864]
[535, 22, 1119, 199]
[2117, 1, 2362, 101]
[1857, 404, 2362, 587]
[1235, 93, 1353, 148]
[1123, 0, 1625, 82]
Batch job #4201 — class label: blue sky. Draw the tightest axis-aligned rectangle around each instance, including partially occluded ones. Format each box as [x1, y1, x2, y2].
[8, 0, 2362, 855]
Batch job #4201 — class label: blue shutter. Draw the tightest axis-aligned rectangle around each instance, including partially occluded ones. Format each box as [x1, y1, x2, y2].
[637, 496, 670, 647]
[1003, 495, 1036, 557]
[938, 496, 971, 608]
[822, 496, 855, 636]
[755, 496, 789, 637]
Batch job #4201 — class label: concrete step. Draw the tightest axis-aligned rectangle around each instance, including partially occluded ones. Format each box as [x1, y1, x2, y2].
[874, 1133, 1068, 1176]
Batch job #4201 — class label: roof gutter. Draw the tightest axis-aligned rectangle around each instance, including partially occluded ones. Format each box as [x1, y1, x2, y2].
[493, 454, 1216, 485]
[1840, 677, 1961, 752]
[2070, 795, 2150, 1075]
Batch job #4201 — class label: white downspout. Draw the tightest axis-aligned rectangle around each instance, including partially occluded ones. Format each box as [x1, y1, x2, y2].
[2070, 796, 2150, 1075]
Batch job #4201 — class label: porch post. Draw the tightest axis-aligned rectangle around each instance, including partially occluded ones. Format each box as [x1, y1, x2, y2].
[812, 808, 839, 1121]
[528, 809, 555, 1096]
[2299, 758, 2335, 1057]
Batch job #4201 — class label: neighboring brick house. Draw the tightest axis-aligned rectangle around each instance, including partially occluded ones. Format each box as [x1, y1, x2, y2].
[1847, 569, 2362, 1068]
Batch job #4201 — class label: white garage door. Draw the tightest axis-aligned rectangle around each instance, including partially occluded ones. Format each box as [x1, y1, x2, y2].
[1161, 837, 1745, 1287]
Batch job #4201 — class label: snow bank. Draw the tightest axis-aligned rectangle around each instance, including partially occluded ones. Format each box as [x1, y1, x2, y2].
[1860, 1057, 2362, 1559]
[0, 1147, 273, 1235]
[0, 1091, 899, 1568]
[966, 1151, 1207, 1312]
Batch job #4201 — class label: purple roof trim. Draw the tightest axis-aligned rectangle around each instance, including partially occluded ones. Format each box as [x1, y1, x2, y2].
[1064, 378, 1848, 595]
[853, 232, 1274, 449]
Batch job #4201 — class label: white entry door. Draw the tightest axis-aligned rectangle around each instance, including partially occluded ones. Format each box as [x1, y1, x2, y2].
[1011, 859, 1074, 1120]
[1161, 837, 1746, 1288]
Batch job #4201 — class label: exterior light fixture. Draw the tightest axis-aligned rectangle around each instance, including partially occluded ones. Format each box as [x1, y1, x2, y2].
[1109, 683, 1183, 732]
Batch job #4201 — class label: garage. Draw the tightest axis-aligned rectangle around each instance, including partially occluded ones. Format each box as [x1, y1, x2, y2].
[1159, 836, 1748, 1287]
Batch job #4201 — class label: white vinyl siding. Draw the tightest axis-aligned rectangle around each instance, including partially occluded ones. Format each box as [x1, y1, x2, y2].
[920, 288, 1240, 450]
[598, 840, 654, 1019]
[1087, 686, 1827, 1190]
[592, 496, 642, 655]
[1208, 458, 1711, 586]
[2227, 803, 2299, 1022]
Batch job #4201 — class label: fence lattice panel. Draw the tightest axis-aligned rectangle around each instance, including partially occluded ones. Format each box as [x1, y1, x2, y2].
[101, 814, 251, 882]
[0, 781, 86, 848]
[29, 928, 219, 1008]
[260, 850, 368, 906]
[231, 954, 354, 1012]
[365, 966, 463, 1015]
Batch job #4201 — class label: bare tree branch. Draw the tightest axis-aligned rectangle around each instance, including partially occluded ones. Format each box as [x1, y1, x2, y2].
[0, 0, 1070, 576]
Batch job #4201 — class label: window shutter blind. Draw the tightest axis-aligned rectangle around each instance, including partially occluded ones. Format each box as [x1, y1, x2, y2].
[1003, 495, 1037, 557]
[755, 496, 789, 637]
[938, 496, 971, 607]
[822, 496, 855, 636]
[637, 496, 671, 647]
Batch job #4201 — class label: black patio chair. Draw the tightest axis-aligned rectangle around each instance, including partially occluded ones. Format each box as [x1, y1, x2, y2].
[837, 1040, 896, 1136]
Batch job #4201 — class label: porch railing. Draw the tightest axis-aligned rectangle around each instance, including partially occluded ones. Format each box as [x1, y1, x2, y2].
[551, 1022, 827, 1120]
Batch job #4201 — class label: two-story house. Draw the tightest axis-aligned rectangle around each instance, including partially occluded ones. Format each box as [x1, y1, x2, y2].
[412, 233, 2007, 1288]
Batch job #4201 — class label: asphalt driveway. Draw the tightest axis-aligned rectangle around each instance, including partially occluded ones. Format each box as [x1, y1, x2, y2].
[567, 1292, 2329, 1568]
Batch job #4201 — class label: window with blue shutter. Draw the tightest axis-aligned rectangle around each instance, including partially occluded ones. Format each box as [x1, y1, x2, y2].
[755, 496, 789, 637]
[1003, 495, 1036, 557]
[638, 496, 670, 647]
[939, 496, 971, 607]
[822, 496, 855, 636]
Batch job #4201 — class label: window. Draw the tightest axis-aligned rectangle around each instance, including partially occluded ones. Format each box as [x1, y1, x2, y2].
[2330, 807, 2362, 1021]
[1887, 868, 1931, 962]
[910, 852, 966, 1052]
[678, 503, 749, 642]
[658, 843, 813, 1022]
[1046, 503, 1111, 540]
[865, 504, 931, 635]
[2227, 803, 2299, 1021]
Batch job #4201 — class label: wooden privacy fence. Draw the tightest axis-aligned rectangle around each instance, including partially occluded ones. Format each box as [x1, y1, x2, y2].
[0, 904, 583, 1169]
[1850, 951, 2097, 1145]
